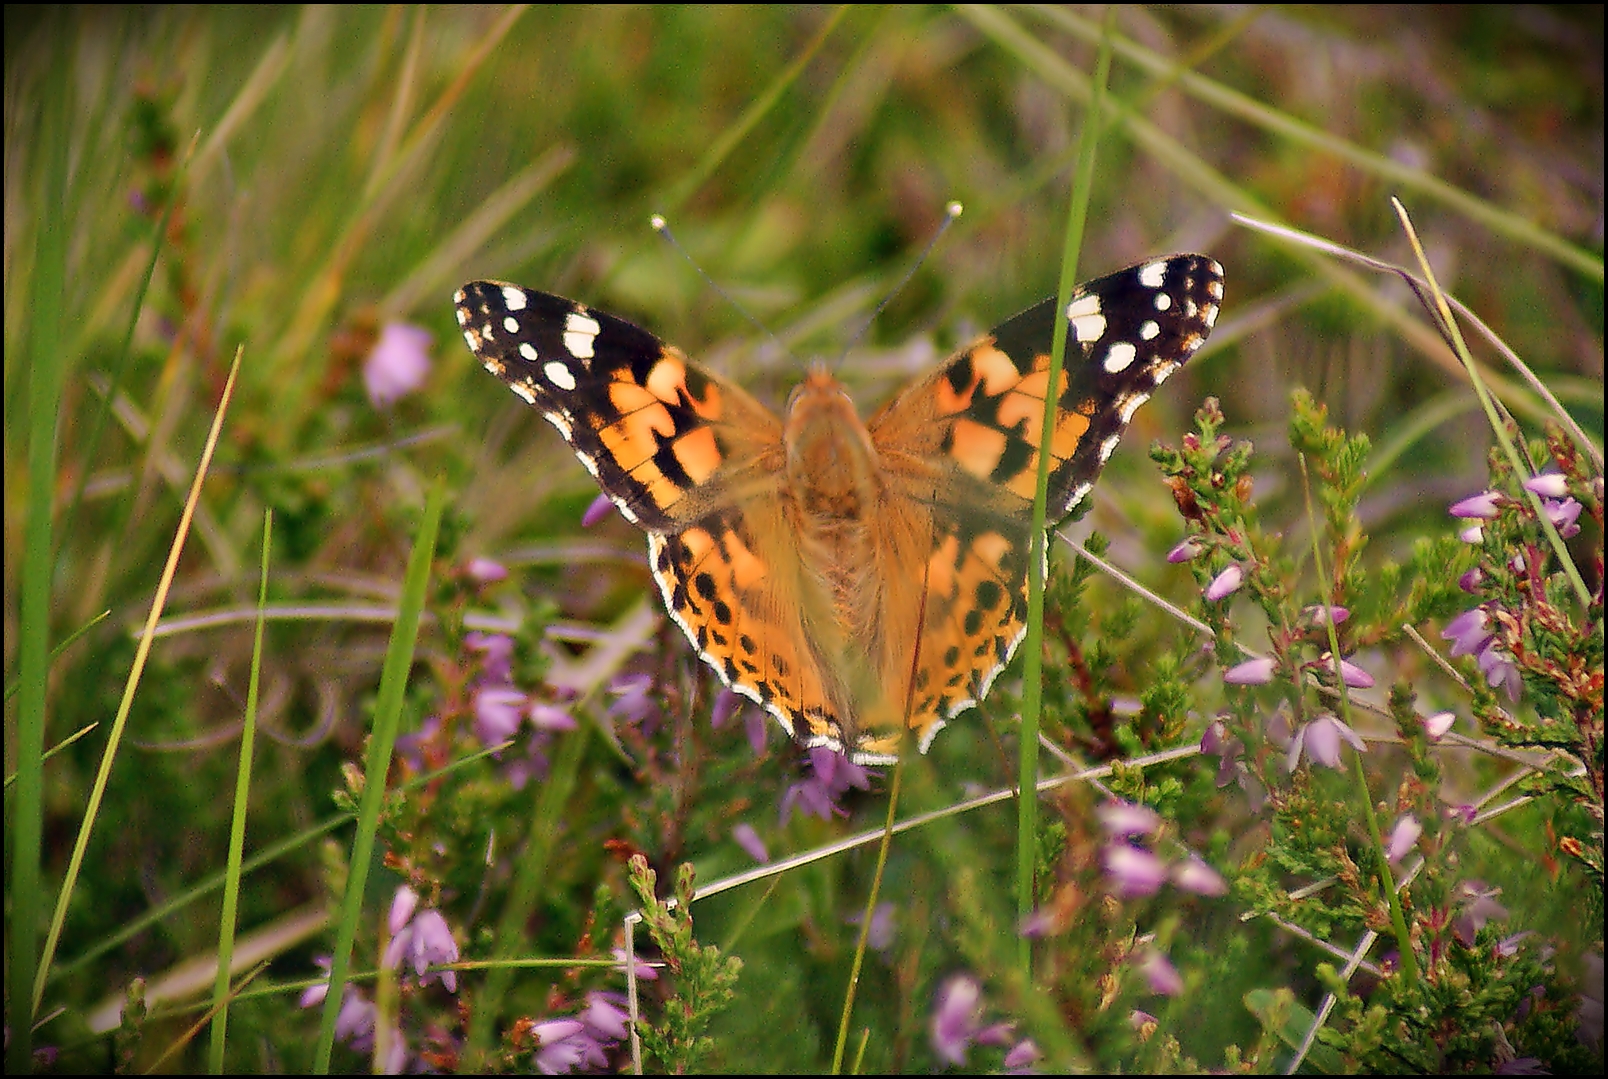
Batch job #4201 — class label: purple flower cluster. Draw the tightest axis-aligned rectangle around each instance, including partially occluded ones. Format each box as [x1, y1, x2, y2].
[364, 322, 433, 408]
[466, 631, 577, 788]
[1086, 800, 1228, 905]
[299, 886, 462, 1073]
[1441, 608, 1522, 702]
[527, 991, 632, 1075]
[929, 974, 1038, 1070]
[780, 745, 873, 824]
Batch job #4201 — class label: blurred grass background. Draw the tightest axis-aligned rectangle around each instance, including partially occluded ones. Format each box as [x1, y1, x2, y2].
[4, 5, 1602, 1073]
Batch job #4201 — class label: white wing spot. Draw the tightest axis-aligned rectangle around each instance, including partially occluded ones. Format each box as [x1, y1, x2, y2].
[519, 342, 538, 361]
[574, 450, 602, 478]
[543, 409, 575, 440]
[509, 379, 538, 405]
[1119, 391, 1152, 424]
[1203, 304, 1219, 328]
[1065, 480, 1094, 509]
[544, 360, 577, 391]
[1138, 259, 1169, 289]
[1153, 292, 1173, 312]
[564, 311, 602, 359]
[1098, 433, 1122, 463]
[1139, 320, 1160, 341]
[500, 285, 528, 312]
[1067, 294, 1106, 343]
[503, 315, 521, 334]
[1103, 341, 1138, 373]
[455, 305, 470, 325]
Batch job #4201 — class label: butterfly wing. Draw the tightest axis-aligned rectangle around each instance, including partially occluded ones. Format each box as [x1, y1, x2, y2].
[866, 255, 1224, 753]
[455, 282, 850, 747]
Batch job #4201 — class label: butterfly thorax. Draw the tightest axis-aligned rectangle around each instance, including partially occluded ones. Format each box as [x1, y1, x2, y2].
[778, 363, 904, 737]
[782, 365, 880, 518]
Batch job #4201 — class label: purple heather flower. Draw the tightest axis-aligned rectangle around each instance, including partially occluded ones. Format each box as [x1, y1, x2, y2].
[1166, 537, 1204, 563]
[529, 702, 578, 732]
[1204, 564, 1243, 601]
[579, 991, 631, 1043]
[607, 673, 662, 734]
[384, 907, 460, 993]
[1097, 800, 1163, 838]
[1448, 803, 1479, 826]
[1172, 857, 1228, 896]
[1104, 843, 1168, 899]
[611, 947, 659, 982]
[1544, 497, 1583, 537]
[389, 886, 419, 935]
[1476, 642, 1523, 703]
[1019, 905, 1059, 940]
[531, 1019, 596, 1075]
[930, 975, 1012, 1066]
[1497, 931, 1534, 959]
[474, 685, 528, 745]
[1523, 472, 1570, 499]
[931, 974, 984, 1066]
[465, 631, 515, 683]
[1301, 604, 1350, 627]
[1003, 1039, 1041, 1071]
[733, 822, 769, 863]
[781, 746, 871, 825]
[405, 910, 460, 992]
[364, 322, 432, 408]
[847, 902, 898, 951]
[334, 988, 378, 1050]
[466, 557, 508, 585]
[1386, 815, 1422, 863]
[745, 705, 769, 755]
[1136, 946, 1183, 996]
[1453, 881, 1509, 945]
[711, 686, 744, 730]
[1315, 652, 1375, 688]
[1459, 523, 1484, 543]
[395, 713, 441, 770]
[1201, 719, 1247, 789]
[1449, 491, 1502, 519]
[1423, 711, 1457, 741]
[1129, 1009, 1159, 1030]
[1223, 656, 1276, 685]
[1287, 713, 1366, 771]
[1442, 608, 1494, 658]
[1458, 567, 1483, 593]
[581, 492, 616, 528]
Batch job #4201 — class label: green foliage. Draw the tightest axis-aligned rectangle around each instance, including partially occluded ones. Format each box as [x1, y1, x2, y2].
[627, 858, 744, 1074]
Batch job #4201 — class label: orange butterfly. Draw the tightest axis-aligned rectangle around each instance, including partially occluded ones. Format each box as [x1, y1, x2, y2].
[457, 255, 1223, 762]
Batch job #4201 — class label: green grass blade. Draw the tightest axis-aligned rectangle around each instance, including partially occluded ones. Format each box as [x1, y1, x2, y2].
[207, 510, 273, 1071]
[311, 476, 446, 1072]
[8, 23, 73, 1071]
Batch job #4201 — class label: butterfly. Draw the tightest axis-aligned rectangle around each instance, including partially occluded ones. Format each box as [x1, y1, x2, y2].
[456, 255, 1223, 763]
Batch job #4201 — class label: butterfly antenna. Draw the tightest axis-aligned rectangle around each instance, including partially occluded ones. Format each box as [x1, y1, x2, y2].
[838, 200, 963, 363]
[651, 213, 792, 362]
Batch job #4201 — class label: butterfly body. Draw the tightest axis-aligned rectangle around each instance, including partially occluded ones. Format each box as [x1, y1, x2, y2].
[456, 255, 1223, 763]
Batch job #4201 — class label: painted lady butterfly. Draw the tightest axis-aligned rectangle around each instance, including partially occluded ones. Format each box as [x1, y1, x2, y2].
[456, 255, 1223, 763]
